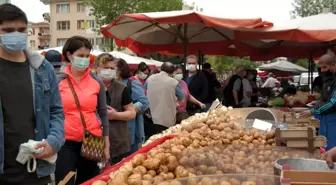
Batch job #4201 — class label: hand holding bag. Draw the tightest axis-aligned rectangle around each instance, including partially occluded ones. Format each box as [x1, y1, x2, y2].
[66, 77, 105, 162]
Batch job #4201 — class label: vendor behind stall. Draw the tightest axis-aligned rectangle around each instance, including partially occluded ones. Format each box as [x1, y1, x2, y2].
[301, 53, 336, 151]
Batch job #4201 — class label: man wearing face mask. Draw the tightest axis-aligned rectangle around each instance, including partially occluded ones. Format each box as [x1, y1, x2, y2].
[183, 55, 208, 115]
[223, 66, 246, 107]
[301, 53, 336, 151]
[0, 4, 64, 185]
[146, 62, 185, 133]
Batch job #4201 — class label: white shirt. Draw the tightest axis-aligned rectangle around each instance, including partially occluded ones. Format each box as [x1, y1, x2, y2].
[262, 77, 279, 88]
[242, 78, 252, 107]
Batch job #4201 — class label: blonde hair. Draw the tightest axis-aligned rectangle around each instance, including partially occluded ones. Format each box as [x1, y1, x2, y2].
[94, 53, 115, 68]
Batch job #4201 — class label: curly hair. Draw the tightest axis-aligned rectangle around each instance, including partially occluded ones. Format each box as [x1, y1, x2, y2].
[94, 53, 115, 68]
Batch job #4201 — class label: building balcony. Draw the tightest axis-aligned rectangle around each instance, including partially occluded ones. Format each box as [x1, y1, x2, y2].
[38, 32, 51, 39]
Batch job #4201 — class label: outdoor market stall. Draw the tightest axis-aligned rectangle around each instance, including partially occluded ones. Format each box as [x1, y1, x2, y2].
[100, 10, 273, 62]
[82, 106, 331, 185]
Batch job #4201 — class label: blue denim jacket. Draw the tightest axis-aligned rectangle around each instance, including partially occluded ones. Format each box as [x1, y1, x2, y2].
[122, 79, 149, 145]
[0, 51, 65, 177]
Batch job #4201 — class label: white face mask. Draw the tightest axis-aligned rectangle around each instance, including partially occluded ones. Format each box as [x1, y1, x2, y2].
[99, 69, 116, 81]
[174, 74, 183, 81]
[139, 72, 148, 80]
[187, 64, 197, 71]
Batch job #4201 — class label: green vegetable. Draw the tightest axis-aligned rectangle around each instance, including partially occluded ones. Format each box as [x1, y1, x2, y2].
[268, 97, 285, 107]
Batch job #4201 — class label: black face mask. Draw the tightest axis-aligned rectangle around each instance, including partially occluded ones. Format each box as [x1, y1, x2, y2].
[320, 71, 335, 80]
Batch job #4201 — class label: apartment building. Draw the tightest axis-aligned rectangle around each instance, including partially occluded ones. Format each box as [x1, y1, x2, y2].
[28, 21, 51, 50]
[40, 0, 104, 49]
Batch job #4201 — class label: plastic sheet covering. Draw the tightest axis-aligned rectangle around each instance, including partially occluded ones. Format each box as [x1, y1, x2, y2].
[178, 145, 316, 177]
[161, 174, 281, 185]
[81, 134, 176, 185]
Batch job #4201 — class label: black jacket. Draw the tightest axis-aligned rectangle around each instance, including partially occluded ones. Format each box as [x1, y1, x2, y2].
[223, 75, 243, 107]
[313, 76, 336, 115]
[203, 70, 221, 103]
[183, 71, 208, 109]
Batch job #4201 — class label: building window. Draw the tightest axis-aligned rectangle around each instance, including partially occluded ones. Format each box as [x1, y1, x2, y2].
[77, 20, 84, 29]
[88, 20, 95, 28]
[77, 2, 85, 12]
[56, 3, 70, 13]
[57, 39, 67, 47]
[57, 21, 70, 30]
[88, 38, 94, 45]
[77, 20, 95, 29]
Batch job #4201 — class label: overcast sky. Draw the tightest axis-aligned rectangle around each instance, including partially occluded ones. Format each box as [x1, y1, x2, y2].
[11, 0, 294, 24]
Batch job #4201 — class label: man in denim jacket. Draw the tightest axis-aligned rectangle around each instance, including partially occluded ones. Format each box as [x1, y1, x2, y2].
[0, 4, 64, 184]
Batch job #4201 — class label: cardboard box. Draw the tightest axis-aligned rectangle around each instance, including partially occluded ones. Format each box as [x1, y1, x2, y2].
[281, 170, 336, 185]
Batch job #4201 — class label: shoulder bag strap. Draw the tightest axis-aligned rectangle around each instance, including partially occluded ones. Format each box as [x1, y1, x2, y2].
[66, 77, 87, 130]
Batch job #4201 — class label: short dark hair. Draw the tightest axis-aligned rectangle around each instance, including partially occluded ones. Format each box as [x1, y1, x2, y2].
[203, 63, 211, 70]
[161, 62, 175, 74]
[136, 62, 150, 74]
[62, 36, 92, 62]
[0, 4, 28, 25]
[117, 58, 131, 79]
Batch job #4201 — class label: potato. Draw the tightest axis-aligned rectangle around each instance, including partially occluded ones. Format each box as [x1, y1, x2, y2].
[153, 176, 164, 184]
[175, 166, 189, 178]
[143, 174, 153, 183]
[131, 154, 145, 167]
[142, 180, 151, 185]
[200, 177, 213, 185]
[158, 165, 169, 173]
[92, 180, 107, 185]
[188, 178, 198, 185]
[167, 156, 179, 171]
[143, 158, 161, 170]
[229, 178, 241, 185]
[128, 174, 142, 185]
[164, 180, 181, 185]
[133, 166, 147, 175]
[242, 181, 256, 185]
[220, 181, 231, 185]
[147, 170, 156, 177]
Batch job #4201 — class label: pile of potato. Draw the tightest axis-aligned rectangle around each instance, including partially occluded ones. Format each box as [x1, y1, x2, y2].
[284, 91, 320, 106]
[92, 106, 310, 185]
[156, 175, 279, 185]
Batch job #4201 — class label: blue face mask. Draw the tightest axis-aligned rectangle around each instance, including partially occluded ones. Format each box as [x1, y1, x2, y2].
[0, 32, 28, 53]
[72, 56, 90, 71]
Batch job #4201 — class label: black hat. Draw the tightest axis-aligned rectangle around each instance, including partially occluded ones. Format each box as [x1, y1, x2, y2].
[45, 50, 62, 68]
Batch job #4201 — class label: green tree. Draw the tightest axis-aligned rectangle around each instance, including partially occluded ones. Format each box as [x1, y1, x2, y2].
[206, 56, 259, 73]
[291, 0, 336, 18]
[83, 0, 183, 51]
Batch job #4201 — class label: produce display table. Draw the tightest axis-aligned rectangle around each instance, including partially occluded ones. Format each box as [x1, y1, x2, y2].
[81, 135, 176, 185]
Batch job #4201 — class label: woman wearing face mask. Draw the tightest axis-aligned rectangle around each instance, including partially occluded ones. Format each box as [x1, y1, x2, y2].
[116, 59, 149, 154]
[174, 66, 206, 123]
[55, 36, 110, 184]
[130, 62, 150, 92]
[94, 53, 136, 164]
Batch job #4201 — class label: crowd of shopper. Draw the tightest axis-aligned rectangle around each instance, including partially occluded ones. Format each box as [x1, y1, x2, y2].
[3, 4, 336, 185]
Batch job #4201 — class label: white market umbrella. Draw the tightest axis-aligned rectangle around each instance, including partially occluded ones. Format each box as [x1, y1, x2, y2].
[259, 60, 308, 73]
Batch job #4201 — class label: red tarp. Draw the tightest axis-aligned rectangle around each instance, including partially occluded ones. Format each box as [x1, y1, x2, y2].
[81, 134, 176, 185]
